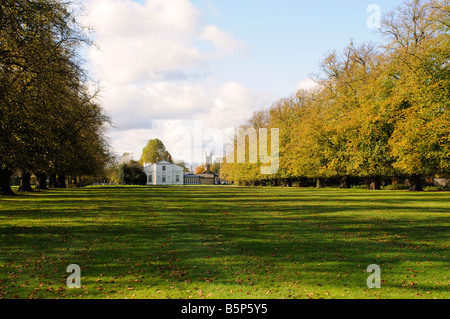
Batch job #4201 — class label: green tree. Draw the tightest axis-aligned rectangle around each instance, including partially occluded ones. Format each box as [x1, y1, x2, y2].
[210, 160, 222, 174]
[118, 161, 147, 185]
[140, 139, 172, 165]
[0, 0, 108, 194]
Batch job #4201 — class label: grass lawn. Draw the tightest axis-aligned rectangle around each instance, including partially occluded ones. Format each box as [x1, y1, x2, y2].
[0, 185, 448, 299]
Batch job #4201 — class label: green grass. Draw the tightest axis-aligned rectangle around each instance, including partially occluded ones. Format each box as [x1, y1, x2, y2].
[0, 186, 449, 299]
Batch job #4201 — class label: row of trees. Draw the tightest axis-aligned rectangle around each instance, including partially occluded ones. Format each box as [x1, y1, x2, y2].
[0, 0, 111, 195]
[220, 0, 449, 191]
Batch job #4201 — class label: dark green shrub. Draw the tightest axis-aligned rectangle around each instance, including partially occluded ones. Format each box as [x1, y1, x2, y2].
[118, 161, 147, 185]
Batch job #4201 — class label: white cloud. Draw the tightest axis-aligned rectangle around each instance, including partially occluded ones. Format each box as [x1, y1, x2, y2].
[100, 81, 211, 130]
[85, 0, 201, 37]
[296, 78, 319, 91]
[83, 0, 247, 84]
[105, 81, 267, 163]
[83, 0, 207, 85]
[200, 25, 247, 56]
[206, 82, 259, 128]
[82, 0, 274, 162]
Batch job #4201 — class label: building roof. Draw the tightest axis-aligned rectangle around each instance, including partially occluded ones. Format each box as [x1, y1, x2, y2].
[184, 173, 199, 178]
[199, 173, 217, 178]
[144, 160, 183, 170]
[155, 160, 172, 165]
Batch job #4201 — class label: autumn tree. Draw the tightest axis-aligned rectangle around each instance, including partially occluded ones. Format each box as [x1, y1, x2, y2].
[194, 165, 206, 175]
[381, 0, 450, 191]
[315, 42, 397, 189]
[210, 160, 222, 175]
[210, 0, 449, 192]
[269, 93, 316, 186]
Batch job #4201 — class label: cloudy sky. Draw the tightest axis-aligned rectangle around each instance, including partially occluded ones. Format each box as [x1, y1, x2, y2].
[80, 0, 403, 165]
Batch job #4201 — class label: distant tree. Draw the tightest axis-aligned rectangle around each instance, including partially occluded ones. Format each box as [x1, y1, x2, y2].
[175, 160, 190, 173]
[107, 169, 120, 185]
[118, 161, 147, 185]
[119, 153, 134, 164]
[140, 139, 172, 165]
[211, 160, 222, 174]
[104, 157, 120, 184]
[194, 165, 206, 175]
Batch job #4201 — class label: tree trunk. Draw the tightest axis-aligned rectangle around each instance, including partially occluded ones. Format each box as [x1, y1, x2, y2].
[340, 175, 351, 189]
[392, 177, 400, 185]
[409, 174, 423, 192]
[50, 173, 58, 188]
[56, 173, 67, 188]
[316, 178, 325, 188]
[369, 176, 381, 190]
[283, 179, 292, 187]
[425, 177, 434, 187]
[0, 169, 15, 196]
[297, 177, 307, 187]
[19, 172, 34, 192]
[271, 179, 280, 187]
[35, 172, 49, 190]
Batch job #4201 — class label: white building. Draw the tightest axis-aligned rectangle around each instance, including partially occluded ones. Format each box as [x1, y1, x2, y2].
[144, 160, 184, 185]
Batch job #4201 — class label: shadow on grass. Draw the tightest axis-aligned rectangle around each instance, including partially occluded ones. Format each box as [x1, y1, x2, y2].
[0, 186, 448, 298]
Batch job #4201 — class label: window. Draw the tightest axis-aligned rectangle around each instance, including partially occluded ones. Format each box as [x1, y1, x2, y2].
[148, 175, 152, 183]
[176, 175, 180, 182]
[162, 166, 166, 171]
[162, 176, 166, 182]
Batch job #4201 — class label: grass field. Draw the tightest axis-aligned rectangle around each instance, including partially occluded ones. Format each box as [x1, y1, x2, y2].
[0, 185, 448, 299]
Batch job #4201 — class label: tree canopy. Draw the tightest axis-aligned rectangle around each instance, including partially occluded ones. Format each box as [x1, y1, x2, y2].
[118, 161, 147, 186]
[140, 138, 172, 165]
[0, 0, 111, 194]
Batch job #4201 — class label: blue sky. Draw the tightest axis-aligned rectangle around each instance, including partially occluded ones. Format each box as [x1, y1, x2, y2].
[81, 0, 405, 162]
[188, 0, 403, 96]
